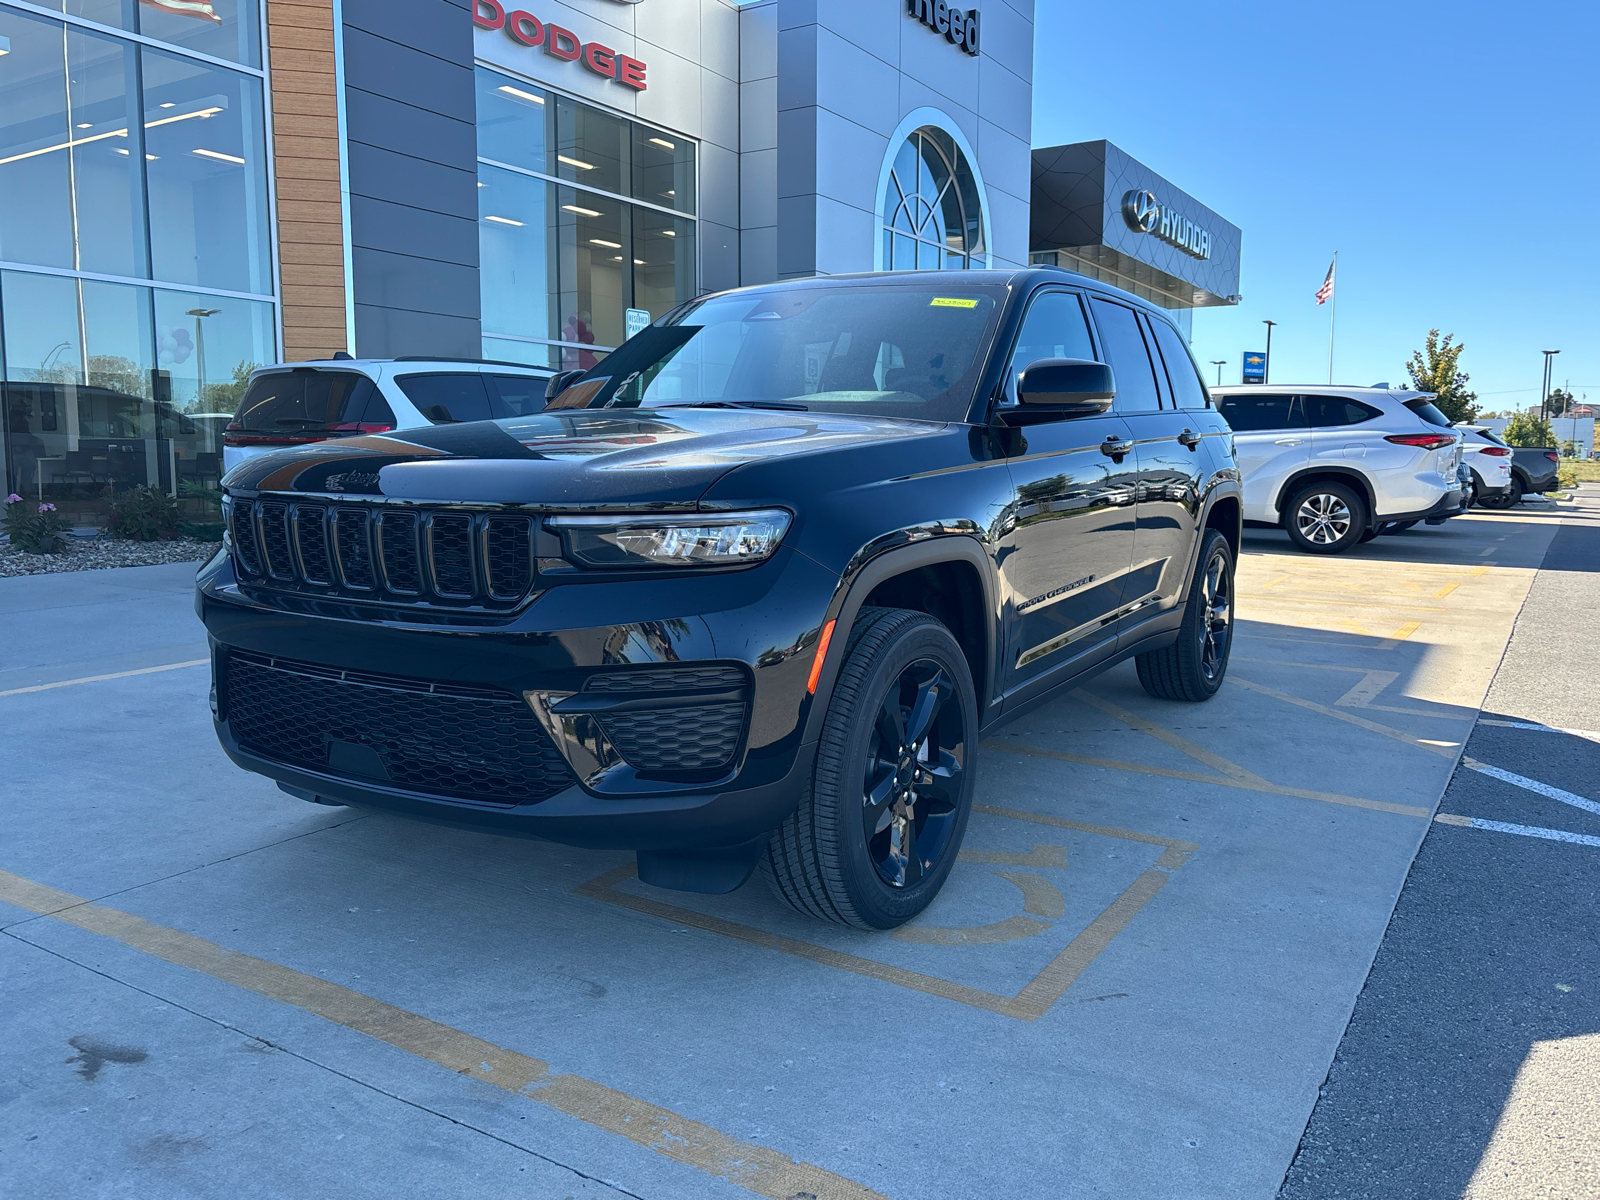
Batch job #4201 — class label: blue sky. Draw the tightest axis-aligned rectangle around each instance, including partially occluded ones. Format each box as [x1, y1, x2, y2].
[1029, 0, 1599, 412]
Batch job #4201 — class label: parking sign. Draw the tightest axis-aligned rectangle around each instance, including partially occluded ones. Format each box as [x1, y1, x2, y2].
[625, 308, 651, 339]
[1242, 352, 1266, 383]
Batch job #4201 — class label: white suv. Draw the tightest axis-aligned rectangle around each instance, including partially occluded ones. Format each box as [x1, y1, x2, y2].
[222, 357, 554, 475]
[1211, 385, 1464, 554]
[1456, 425, 1515, 506]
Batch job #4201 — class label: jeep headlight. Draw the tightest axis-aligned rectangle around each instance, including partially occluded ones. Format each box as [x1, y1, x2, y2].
[547, 510, 791, 569]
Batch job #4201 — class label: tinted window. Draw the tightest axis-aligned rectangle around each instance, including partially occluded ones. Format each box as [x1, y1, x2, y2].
[1147, 318, 1209, 410]
[487, 375, 550, 417]
[1404, 398, 1452, 427]
[233, 372, 380, 432]
[1305, 396, 1384, 427]
[1003, 291, 1096, 404]
[395, 374, 495, 424]
[1089, 299, 1160, 413]
[1216, 393, 1303, 432]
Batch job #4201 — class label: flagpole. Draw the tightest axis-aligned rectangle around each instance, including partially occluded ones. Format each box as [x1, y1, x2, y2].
[1326, 251, 1337, 384]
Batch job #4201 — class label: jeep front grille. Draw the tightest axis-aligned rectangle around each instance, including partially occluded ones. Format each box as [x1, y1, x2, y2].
[228, 498, 537, 610]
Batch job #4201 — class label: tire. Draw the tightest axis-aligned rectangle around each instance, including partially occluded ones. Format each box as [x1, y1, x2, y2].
[763, 607, 978, 930]
[1358, 527, 1380, 543]
[1283, 481, 1367, 554]
[1136, 528, 1235, 702]
[1503, 477, 1524, 507]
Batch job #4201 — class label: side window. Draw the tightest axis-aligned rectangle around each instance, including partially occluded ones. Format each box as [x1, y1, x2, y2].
[1147, 318, 1210, 410]
[1304, 396, 1383, 427]
[393, 374, 493, 424]
[1215, 393, 1303, 432]
[1002, 291, 1095, 405]
[486, 374, 550, 418]
[1088, 298, 1160, 413]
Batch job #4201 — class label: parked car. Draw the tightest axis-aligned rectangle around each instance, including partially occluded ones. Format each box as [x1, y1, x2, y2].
[199, 268, 1243, 929]
[1210, 385, 1464, 553]
[222, 357, 554, 474]
[1454, 425, 1514, 506]
[1473, 439, 1560, 508]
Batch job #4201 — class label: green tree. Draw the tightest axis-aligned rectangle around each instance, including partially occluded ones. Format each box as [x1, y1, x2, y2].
[1503, 412, 1554, 447]
[198, 360, 257, 413]
[1544, 387, 1574, 417]
[1405, 330, 1478, 423]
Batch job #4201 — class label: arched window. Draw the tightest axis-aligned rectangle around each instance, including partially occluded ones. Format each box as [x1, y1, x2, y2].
[880, 126, 986, 271]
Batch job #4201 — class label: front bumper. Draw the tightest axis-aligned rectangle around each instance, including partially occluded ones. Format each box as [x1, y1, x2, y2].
[198, 545, 838, 852]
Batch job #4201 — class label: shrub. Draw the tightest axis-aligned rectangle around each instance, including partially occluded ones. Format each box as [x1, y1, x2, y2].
[106, 485, 181, 541]
[3, 494, 73, 554]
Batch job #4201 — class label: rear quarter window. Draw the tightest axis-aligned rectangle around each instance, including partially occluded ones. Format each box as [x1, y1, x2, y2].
[1304, 396, 1384, 427]
[1404, 398, 1452, 427]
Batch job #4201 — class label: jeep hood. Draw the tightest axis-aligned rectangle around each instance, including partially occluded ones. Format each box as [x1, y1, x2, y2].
[222, 407, 943, 508]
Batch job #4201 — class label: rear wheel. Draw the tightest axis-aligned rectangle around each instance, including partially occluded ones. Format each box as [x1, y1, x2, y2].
[1284, 482, 1368, 554]
[1503, 477, 1525, 507]
[763, 607, 977, 929]
[1136, 529, 1234, 702]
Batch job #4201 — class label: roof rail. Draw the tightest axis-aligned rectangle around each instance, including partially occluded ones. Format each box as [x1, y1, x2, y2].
[390, 356, 552, 369]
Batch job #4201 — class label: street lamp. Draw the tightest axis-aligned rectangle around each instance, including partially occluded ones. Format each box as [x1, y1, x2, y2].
[1539, 350, 1560, 423]
[187, 308, 221, 407]
[1262, 320, 1277, 385]
[1210, 360, 1227, 386]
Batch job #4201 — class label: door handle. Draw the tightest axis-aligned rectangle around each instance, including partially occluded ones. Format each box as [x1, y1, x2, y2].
[1273, 437, 1304, 446]
[1100, 437, 1128, 462]
[1177, 428, 1202, 449]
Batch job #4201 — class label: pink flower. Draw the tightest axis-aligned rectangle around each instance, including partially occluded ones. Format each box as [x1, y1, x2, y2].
[5, 494, 21, 504]
[39, 503, 57, 512]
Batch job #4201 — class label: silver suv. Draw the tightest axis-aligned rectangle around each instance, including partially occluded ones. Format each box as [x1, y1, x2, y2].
[1211, 385, 1464, 554]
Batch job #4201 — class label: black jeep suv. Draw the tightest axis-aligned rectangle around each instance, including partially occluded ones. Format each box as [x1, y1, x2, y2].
[199, 268, 1241, 929]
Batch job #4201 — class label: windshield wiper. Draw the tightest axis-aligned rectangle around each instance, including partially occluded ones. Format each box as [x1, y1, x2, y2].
[657, 400, 809, 411]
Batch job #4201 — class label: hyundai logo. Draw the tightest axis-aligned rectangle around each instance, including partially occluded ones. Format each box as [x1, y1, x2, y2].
[1121, 189, 1160, 234]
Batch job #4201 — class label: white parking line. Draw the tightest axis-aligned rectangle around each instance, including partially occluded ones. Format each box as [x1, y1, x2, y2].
[1461, 758, 1600, 817]
[1434, 813, 1600, 849]
[0, 659, 209, 697]
[1478, 718, 1600, 745]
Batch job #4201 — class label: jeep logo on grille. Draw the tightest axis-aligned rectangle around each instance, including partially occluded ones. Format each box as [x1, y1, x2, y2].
[324, 471, 381, 493]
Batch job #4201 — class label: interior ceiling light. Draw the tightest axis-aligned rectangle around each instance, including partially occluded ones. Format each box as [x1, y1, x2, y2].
[665, 189, 675, 196]
[159, 102, 176, 108]
[633, 259, 645, 265]
[647, 137, 675, 150]
[477, 181, 485, 187]
[589, 238, 622, 248]
[557, 154, 594, 170]
[192, 147, 245, 164]
[659, 229, 675, 237]
[561, 203, 601, 217]
[611, 255, 622, 261]
[497, 84, 544, 104]
[76, 122, 92, 129]
[485, 215, 524, 226]
[0, 34, 10, 55]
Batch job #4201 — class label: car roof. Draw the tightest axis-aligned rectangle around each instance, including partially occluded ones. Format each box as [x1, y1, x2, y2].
[251, 358, 552, 375]
[1211, 384, 1437, 402]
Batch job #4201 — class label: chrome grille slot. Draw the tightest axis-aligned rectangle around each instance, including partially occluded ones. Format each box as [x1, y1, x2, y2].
[225, 498, 538, 613]
[427, 513, 475, 598]
[230, 498, 261, 575]
[258, 501, 294, 580]
[294, 504, 332, 585]
[484, 516, 533, 600]
[377, 511, 421, 594]
[332, 508, 374, 590]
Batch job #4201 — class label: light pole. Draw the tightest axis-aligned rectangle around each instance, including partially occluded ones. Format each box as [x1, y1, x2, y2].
[1210, 360, 1227, 386]
[1262, 320, 1277, 385]
[187, 307, 221, 409]
[1540, 349, 1560, 423]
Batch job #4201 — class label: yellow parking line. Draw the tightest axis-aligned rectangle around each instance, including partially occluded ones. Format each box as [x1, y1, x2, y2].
[1378, 621, 1423, 649]
[1229, 677, 1458, 757]
[0, 869, 887, 1200]
[1433, 581, 1461, 599]
[1071, 689, 1264, 784]
[0, 659, 208, 697]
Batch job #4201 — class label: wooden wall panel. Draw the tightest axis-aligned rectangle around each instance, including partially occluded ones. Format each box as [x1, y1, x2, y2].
[267, 0, 348, 362]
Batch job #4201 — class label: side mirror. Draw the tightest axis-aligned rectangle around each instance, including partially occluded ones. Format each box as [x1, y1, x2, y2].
[544, 369, 586, 403]
[1016, 358, 1115, 415]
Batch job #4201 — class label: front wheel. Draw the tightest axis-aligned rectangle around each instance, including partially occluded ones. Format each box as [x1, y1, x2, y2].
[1136, 528, 1235, 702]
[764, 607, 977, 929]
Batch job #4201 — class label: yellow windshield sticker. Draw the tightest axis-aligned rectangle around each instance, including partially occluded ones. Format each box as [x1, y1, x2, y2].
[930, 297, 979, 308]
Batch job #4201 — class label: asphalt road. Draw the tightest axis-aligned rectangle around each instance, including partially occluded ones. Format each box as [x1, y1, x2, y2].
[1280, 486, 1600, 1200]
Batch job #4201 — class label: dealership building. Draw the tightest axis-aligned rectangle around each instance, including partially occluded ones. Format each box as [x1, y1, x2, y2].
[0, 0, 1238, 525]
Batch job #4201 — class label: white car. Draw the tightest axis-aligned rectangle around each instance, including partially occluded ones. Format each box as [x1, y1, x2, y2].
[1211, 385, 1465, 553]
[1455, 425, 1515, 506]
[222, 357, 554, 475]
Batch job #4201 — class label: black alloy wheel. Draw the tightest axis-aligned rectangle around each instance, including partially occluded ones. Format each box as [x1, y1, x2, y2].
[764, 607, 977, 929]
[1284, 482, 1367, 554]
[1136, 528, 1235, 702]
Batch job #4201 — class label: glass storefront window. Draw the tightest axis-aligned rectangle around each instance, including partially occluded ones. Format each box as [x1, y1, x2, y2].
[32, 0, 261, 68]
[0, 7, 88, 270]
[142, 45, 271, 294]
[475, 66, 698, 366]
[152, 287, 274, 412]
[880, 126, 984, 271]
[69, 26, 150, 278]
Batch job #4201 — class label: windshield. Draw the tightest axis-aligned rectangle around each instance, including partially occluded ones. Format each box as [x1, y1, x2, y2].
[561, 283, 1005, 423]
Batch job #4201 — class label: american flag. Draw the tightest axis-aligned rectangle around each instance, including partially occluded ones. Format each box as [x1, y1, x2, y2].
[140, 0, 221, 23]
[1315, 260, 1335, 305]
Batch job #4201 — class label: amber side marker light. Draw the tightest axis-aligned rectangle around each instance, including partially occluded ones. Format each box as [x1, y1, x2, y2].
[806, 620, 836, 695]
